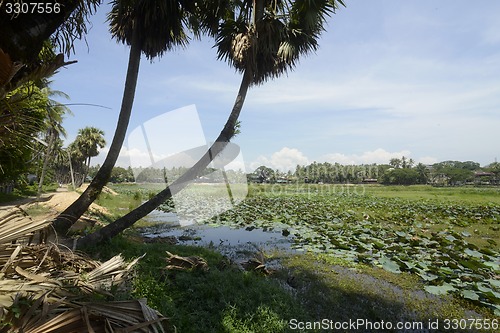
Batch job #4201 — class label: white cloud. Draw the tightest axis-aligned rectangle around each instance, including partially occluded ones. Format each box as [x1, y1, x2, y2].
[417, 156, 438, 165]
[249, 147, 442, 172]
[250, 147, 309, 172]
[92, 146, 170, 168]
[322, 148, 412, 165]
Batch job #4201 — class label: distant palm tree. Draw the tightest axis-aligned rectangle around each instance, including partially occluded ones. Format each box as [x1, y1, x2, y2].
[76, 0, 346, 248]
[37, 84, 72, 198]
[389, 158, 402, 169]
[415, 163, 429, 184]
[53, 0, 213, 234]
[72, 126, 106, 177]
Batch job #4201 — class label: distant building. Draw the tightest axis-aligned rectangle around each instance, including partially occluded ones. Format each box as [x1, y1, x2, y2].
[474, 171, 495, 185]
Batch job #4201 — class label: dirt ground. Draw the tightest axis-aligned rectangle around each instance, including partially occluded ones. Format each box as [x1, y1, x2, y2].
[36, 184, 112, 215]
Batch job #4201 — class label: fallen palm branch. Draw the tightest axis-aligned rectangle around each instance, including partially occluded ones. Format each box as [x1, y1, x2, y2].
[165, 251, 209, 272]
[0, 207, 52, 245]
[0, 207, 167, 332]
[3, 294, 167, 333]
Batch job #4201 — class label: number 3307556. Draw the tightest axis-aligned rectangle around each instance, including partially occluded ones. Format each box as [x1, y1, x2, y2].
[4, 2, 61, 15]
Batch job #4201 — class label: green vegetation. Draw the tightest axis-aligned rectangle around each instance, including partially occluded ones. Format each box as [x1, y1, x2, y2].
[0, 183, 59, 204]
[85, 236, 312, 332]
[248, 158, 499, 186]
[81, 183, 499, 330]
[85, 232, 497, 333]
[210, 184, 500, 314]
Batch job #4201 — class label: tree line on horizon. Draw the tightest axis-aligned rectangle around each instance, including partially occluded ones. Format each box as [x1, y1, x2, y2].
[248, 158, 500, 186]
[83, 156, 500, 187]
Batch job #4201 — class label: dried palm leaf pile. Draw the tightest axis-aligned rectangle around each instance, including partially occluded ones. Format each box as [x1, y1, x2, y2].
[0, 206, 167, 332]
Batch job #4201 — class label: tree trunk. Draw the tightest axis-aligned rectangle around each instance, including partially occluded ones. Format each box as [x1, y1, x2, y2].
[37, 130, 56, 199]
[53, 27, 142, 234]
[75, 69, 253, 248]
[68, 150, 76, 190]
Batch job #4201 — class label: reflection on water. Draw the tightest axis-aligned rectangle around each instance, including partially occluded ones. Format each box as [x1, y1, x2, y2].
[143, 209, 293, 260]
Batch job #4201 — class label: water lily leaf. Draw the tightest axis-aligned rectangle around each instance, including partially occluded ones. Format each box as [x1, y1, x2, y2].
[479, 247, 496, 256]
[330, 239, 350, 250]
[395, 231, 407, 238]
[445, 235, 456, 242]
[417, 271, 439, 282]
[461, 290, 480, 301]
[424, 284, 456, 295]
[379, 256, 401, 274]
[486, 278, 500, 288]
[464, 248, 483, 258]
[459, 259, 488, 271]
[494, 306, 500, 317]
[482, 261, 499, 272]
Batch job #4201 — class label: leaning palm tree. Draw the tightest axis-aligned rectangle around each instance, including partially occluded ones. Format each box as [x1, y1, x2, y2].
[75, 0, 345, 248]
[53, 0, 212, 233]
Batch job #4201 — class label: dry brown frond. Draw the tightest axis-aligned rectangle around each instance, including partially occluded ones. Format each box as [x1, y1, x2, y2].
[165, 251, 209, 272]
[0, 208, 165, 332]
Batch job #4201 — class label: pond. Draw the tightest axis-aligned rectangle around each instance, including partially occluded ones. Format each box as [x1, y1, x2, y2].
[142, 209, 294, 262]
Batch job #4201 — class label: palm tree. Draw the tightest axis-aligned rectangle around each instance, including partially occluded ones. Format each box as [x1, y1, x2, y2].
[72, 126, 106, 180]
[389, 158, 402, 169]
[0, 83, 49, 183]
[53, 0, 212, 234]
[37, 85, 72, 198]
[75, 0, 346, 248]
[415, 163, 429, 184]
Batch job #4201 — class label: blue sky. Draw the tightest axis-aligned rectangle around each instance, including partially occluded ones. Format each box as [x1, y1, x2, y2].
[52, 0, 500, 172]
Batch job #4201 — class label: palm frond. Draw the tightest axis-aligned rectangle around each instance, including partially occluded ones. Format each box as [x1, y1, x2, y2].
[215, 0, 344, 85]
[0, 205, 165, 332]
[0, 208, 51, 245]
[108, 0, 191, 60]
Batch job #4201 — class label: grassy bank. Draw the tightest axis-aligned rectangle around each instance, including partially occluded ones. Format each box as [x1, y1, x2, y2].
[83, 235, 497, 332]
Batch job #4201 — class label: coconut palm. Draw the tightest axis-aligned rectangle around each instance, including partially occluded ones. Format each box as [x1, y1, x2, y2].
[75, 0, 345, 248]
[0, 83, 49, 183]
[389, 158, 402, 169]
[71, 126, 106, 180]
[36, 85, 72, 198]
[53, 0, 216, 233]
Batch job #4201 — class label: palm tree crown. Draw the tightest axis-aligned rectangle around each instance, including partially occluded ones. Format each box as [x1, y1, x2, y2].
[108, 0, 196, 60]
[71, 126, 106, 167]
[215, 0, 345, 85]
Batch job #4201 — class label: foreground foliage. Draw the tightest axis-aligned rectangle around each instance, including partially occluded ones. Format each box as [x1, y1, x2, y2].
[0, 206, 166, 332]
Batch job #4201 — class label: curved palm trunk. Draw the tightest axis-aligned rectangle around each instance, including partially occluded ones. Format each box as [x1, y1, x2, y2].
[75, 69, 253, 248]
[53, 28, 142, 234]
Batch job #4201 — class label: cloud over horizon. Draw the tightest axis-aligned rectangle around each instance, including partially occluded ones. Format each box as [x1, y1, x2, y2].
[249, 147, 440, 172]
